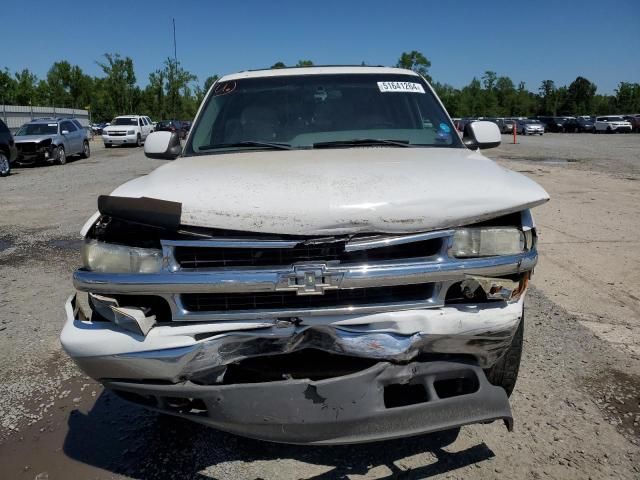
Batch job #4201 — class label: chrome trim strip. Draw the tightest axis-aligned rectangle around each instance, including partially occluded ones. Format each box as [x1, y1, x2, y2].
[344, 230, 455, 252]
[73, 250, 537, 295]
[172, 298, 440, 321]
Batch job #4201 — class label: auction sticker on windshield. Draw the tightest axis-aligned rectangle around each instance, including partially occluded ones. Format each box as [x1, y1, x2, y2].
[377, 82, 425, 93]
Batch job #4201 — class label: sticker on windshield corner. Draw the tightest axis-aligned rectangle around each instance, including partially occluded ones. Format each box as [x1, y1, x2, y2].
[439, 123, 451, 133]
[377, 82, 425, 93]
[213, 81, 237, 96]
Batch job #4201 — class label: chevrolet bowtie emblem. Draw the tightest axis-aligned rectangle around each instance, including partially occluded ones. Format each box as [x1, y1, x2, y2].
[276, 264, 343, 295]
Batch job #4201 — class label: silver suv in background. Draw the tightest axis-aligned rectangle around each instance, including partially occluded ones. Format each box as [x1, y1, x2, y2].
[14, 118, 90, 165]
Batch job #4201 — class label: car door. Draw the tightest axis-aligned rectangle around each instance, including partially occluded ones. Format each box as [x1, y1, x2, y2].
[61, 121, 80, 153]
[138, 118, 148, 139]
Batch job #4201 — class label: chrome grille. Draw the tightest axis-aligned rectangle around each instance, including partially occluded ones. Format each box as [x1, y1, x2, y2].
[173, 238, 443, 269]
[181, 283, 435, 312]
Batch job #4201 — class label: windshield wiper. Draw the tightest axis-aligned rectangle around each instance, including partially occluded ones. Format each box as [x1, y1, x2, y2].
[198, 141, 292, 151]
[312, 139, 412, 149]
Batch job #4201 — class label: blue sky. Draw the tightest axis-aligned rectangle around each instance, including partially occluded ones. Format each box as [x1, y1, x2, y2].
[2, 0, 639, 94]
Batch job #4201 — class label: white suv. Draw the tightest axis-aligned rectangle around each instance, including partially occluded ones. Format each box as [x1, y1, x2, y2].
[102, 115, 153, 147]
[594, 116, 632, 133]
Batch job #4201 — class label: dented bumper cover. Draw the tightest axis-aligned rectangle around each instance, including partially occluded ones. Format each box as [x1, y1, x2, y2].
[61, 293, 521, 443]
[104, 360, 513, 445]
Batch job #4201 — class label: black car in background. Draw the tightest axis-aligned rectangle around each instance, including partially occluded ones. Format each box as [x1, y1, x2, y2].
[537, 116, 578, 133]
[0, 119, 18, 177]
[155, 120, 188, 139]
[576, 117, 595, 133]
[623, 115, 640, 133]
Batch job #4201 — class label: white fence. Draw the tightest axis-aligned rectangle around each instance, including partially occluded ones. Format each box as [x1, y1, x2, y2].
[1, 105, 90, 132]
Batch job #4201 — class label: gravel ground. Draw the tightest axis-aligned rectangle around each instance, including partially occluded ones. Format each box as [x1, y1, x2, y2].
[0, 134, 639, 479]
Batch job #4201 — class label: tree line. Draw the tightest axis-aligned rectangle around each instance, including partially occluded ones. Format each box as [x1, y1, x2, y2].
[1, 51, 638, 122]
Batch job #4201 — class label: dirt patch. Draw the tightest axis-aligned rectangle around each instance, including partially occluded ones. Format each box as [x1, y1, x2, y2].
[585, 369, 640, 441]
[0, 235, 81, 267]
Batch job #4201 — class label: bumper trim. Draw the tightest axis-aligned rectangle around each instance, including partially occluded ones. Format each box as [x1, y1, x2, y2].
[105, 360, 513, 445]
[73, 250, 537, 295]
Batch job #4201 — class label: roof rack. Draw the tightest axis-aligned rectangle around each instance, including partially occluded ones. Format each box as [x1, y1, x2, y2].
[244, 64, 387, 72]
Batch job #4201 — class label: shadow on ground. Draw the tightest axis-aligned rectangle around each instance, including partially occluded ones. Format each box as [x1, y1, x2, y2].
[63, 391, 495, 479]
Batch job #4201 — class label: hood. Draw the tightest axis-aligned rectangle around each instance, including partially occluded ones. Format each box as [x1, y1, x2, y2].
[14, 135, 56, 144]
[109, 147, 549, 236]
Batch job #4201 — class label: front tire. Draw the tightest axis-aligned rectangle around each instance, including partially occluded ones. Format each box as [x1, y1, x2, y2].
[104, 143, 112, 148]
[80, 140, 90, 159]
[135, 134, 141, 147]
[485, 314, 524, 397]
[0, 152, 10, 177]
[56, 146, 66, 165]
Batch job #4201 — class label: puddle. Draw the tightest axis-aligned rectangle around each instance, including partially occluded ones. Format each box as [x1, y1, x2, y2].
[539, 158, 569, 165]
[47, 238, 83, 250]
[0, 238, 13, 252]
[585, 369, 640, 441]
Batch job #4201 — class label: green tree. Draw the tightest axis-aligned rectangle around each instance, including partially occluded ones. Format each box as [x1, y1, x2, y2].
[0, 68, 16, 104]
[96, 53, 138, 116]
[295, 60, 314, 67]
[13, 69, 39, 105]
[614, 82, 640, 112]
[396, 51, 432, 82]
[270, 62, 286, 69]
[495, 76, 516, 116]
[163, 58, 198, 119]
[563, 76, 597, 114]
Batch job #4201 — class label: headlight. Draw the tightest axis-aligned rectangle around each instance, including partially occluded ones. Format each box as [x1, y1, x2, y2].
[81, 240, 162, 273]
[450, 227, 525, 258]
[127, 129, 135, 135]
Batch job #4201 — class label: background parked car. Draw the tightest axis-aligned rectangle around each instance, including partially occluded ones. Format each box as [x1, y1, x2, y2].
[518, 119, 544, 135]
[594, 116, 633, 133]
[102, 115, 153, 147]
[155, 120, 188, 139]
[14, 117, 90, 165]
[576, 116, 595, 133]
[486, 118, 514, 134]
[622, 115, 640, 133]
[0, 118, 18, 177]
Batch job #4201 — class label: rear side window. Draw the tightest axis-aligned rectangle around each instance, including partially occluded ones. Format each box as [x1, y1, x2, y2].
[0, 120, 9, 134]
[62, 121, 77, 132]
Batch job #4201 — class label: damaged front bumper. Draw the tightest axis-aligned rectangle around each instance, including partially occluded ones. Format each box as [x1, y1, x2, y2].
[105, 360, 512, 445]
[61, 293, 521, 443]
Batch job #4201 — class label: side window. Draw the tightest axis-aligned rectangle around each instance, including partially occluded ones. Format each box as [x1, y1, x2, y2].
[72, 119, 83, 130]
[0, 120, 8, 134]
[62, 121, 77, 132]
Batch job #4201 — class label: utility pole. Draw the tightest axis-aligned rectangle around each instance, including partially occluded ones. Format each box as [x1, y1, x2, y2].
[172, 18, 178, 120]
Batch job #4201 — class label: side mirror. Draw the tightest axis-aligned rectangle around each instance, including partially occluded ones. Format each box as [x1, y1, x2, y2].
[61, 130, 69, 135]
[144, 131, 182, 160]
[463, 120, 501, 150]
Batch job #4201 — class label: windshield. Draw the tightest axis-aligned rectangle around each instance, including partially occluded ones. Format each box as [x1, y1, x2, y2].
[606, 116, 624, 121]
[16, 123, 58, 136]
[112, 117, 138, 125]
[186, 73, 461, 154]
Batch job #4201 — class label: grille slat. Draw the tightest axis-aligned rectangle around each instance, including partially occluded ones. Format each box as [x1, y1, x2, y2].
[181, 283, 434, 312]
[174, 238, 442, 269]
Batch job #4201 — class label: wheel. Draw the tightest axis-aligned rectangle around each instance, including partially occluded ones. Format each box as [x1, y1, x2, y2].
[80, 140, 90, 159]
[56, 145, 66, 165]
[0, 152, 10, 177]
[135, 134, 141, 147]
[104, 143, 112, 148]
[606, 126, 612, 134]
[484, 314, 523, 397]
